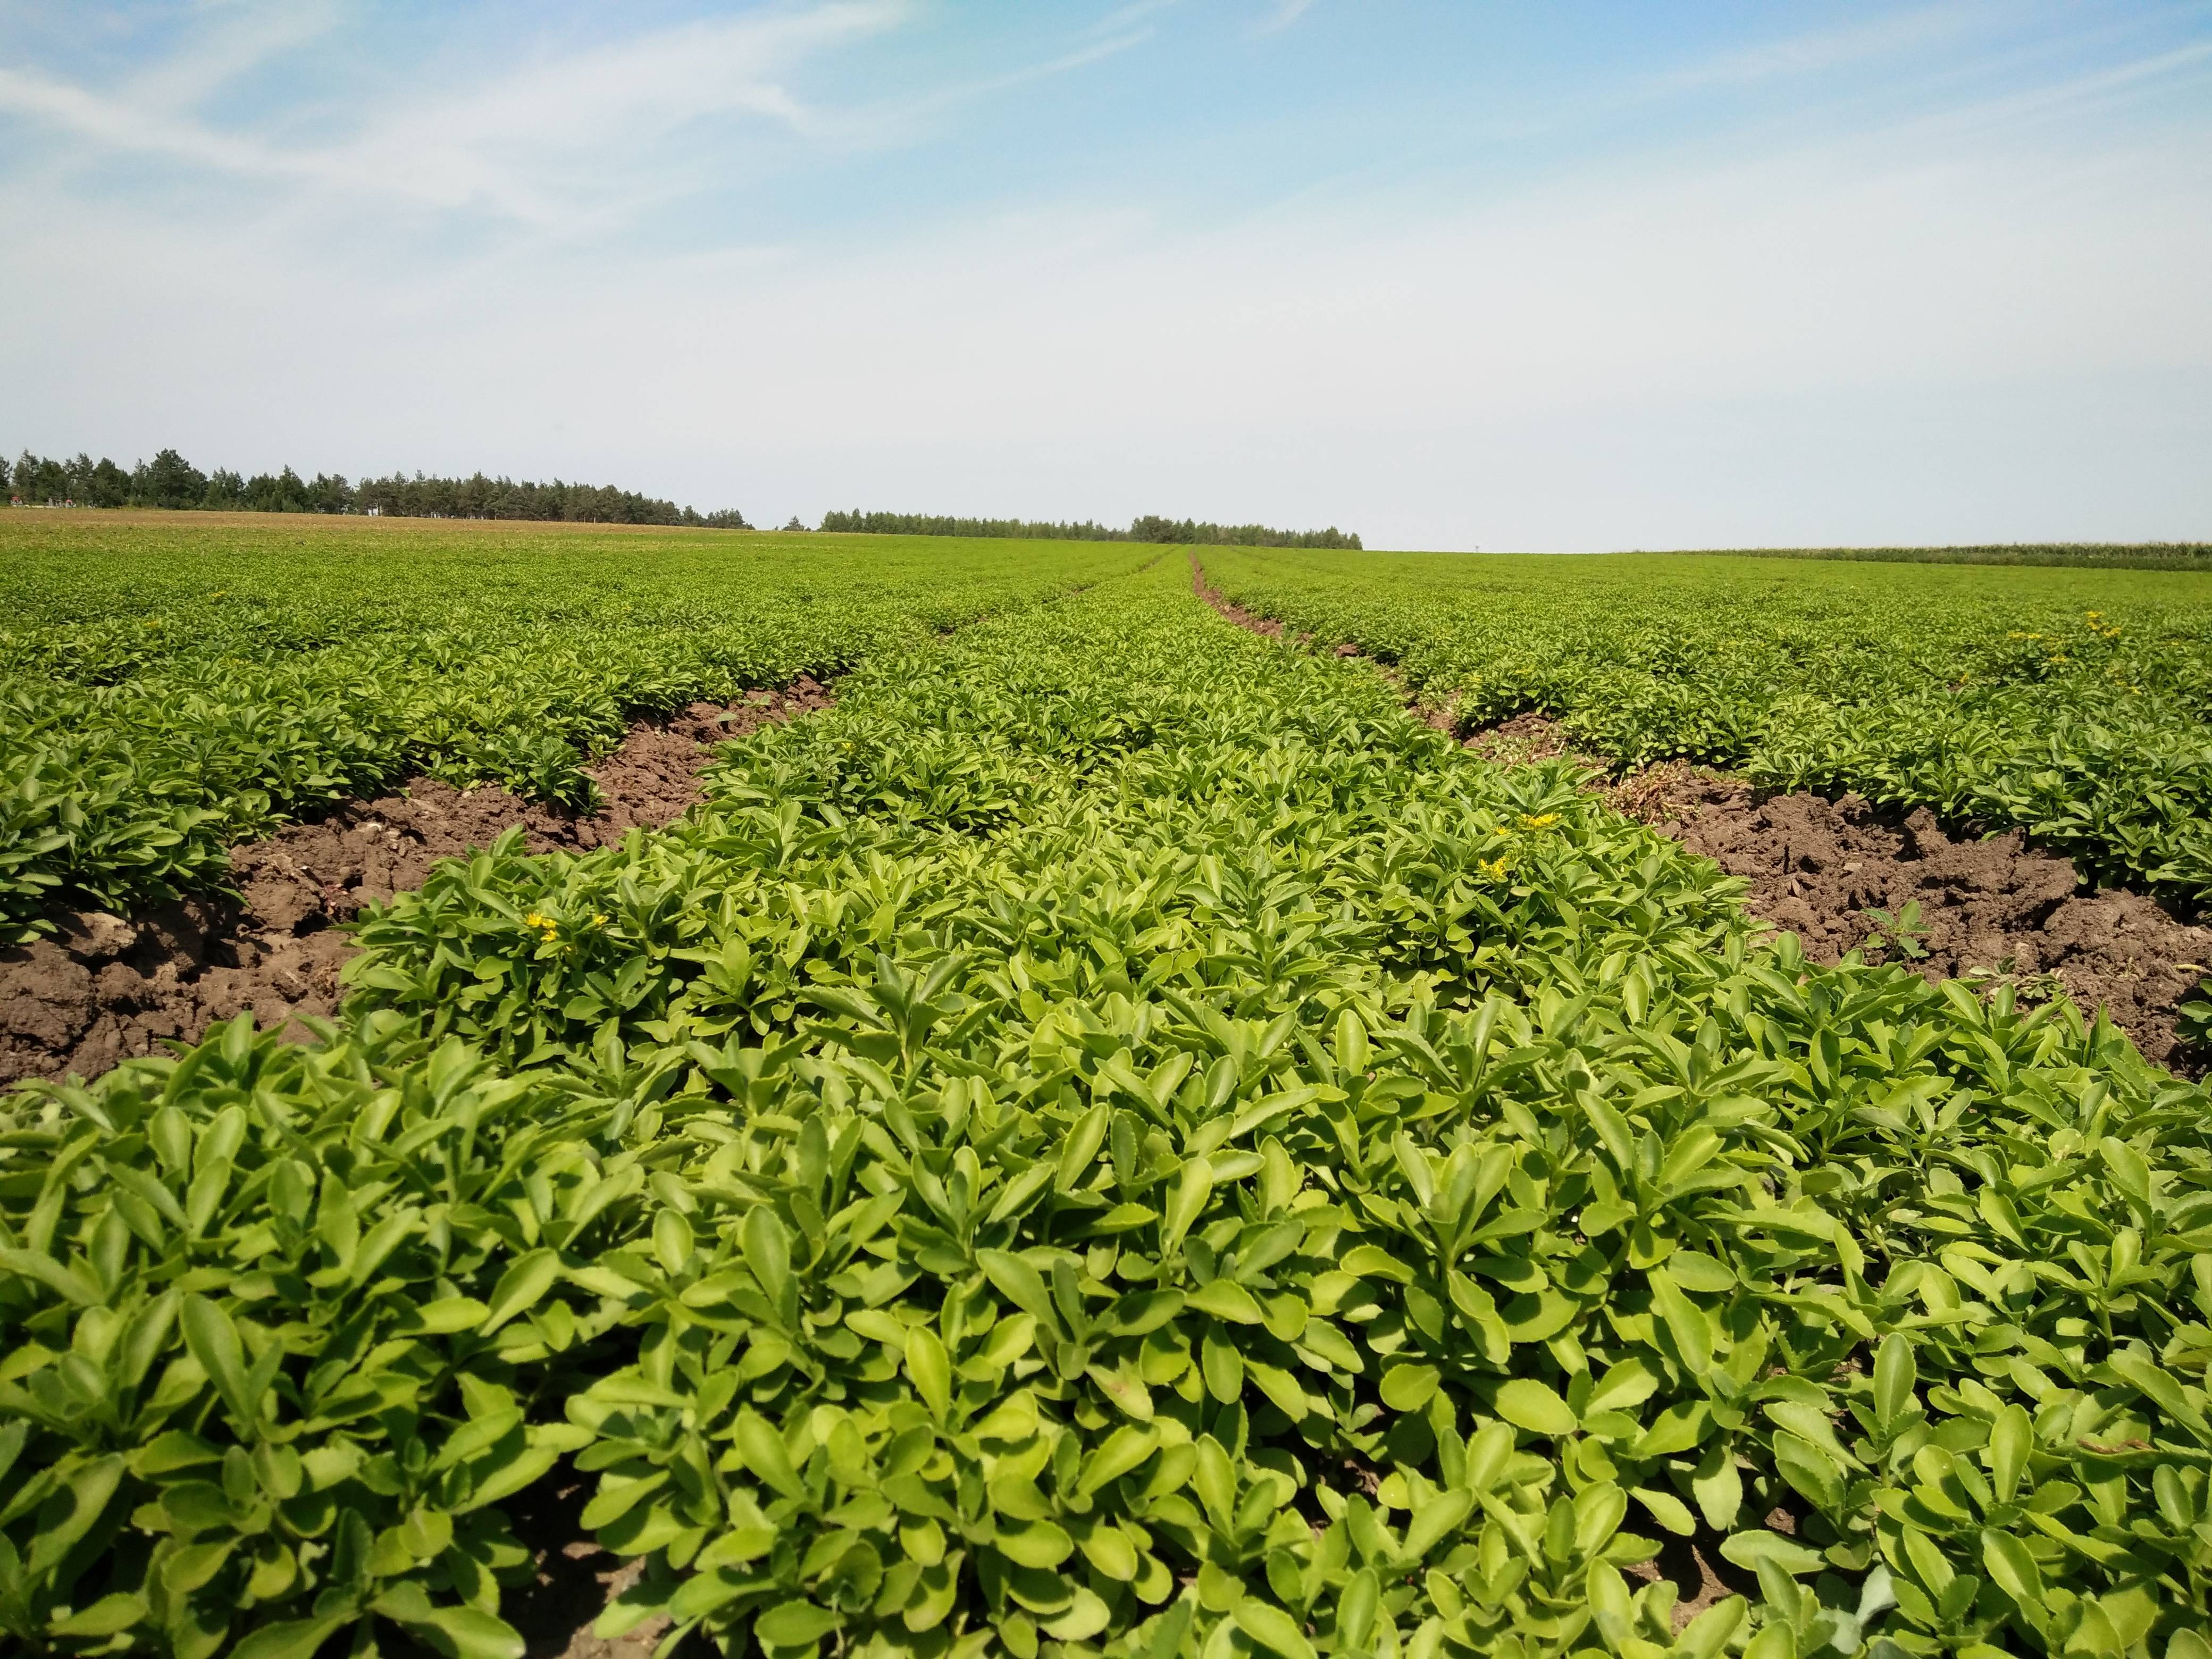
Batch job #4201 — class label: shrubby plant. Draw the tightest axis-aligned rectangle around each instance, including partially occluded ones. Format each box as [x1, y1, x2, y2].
[3, 562, 2207, 1658]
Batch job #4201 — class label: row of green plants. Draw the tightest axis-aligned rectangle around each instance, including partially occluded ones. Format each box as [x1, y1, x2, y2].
[0, 515, 1147, 939]
[3, 559, 2208, 1658]
[1199, 547, 2212, 913]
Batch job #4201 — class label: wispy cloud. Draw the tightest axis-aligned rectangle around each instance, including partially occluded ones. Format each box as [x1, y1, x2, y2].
[0, 2, 907, 223]
[0, 65, 311, 179]
[1655, 2, 1987, 90]
[1093, 0, 1182, 36]
[1254, 0, 1320, 38]
[0, 1, 1167, 232]
[860, 26, 1157, 136]
[123, 0, 343, 111]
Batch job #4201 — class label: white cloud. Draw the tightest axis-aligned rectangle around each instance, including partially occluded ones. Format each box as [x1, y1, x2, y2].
[0, 2, 908, 222]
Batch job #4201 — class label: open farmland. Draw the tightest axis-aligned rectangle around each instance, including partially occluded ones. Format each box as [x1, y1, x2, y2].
[2, 524, 2211, 1659]
[1200, 548, 2212, 911]
[0, 514, 1149, 939]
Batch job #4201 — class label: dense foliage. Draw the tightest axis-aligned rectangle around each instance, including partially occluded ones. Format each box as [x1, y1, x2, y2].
[817, 513, 1361, 550]
[3, 557, 2208, 1659]
[4, 450, 747, 527]
[0, 515, 1143, 938]
[1202, 547, 2212, 914]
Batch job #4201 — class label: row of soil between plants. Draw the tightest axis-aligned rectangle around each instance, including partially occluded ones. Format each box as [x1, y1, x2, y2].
[1189, 561, 2210, 1077]
[0, 681, 831, 1090]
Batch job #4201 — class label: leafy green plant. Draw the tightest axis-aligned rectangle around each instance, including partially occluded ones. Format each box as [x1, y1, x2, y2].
[1858, 901, 1930, 963]
[0, 515, 1148, 939]
[1200, 545, 2212, 914]
[4, 556, 2208, 1659]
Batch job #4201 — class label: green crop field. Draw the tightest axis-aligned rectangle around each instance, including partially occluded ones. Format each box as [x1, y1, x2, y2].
[3, 520, 2211, 1659]
[1204, 547, 2212, 912]
[0, 514, 1146, 940]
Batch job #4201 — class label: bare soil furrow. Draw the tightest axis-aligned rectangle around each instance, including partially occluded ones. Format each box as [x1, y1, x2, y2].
[0, 681, 830, 1087]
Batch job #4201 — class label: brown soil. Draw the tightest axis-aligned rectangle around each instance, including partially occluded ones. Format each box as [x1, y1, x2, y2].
[1190, 559, 2209, 1073]
[1639, 766, 2210, 1070]
[0, 683, 829, 1089]
[500, 1480, 672, 1659]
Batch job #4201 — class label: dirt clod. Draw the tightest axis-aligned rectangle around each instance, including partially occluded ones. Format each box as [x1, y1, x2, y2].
[0, 683, 830, 1089]
[1640, 769, 2210, 1070]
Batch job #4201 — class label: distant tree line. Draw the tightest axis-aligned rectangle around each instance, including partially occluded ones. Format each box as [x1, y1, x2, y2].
[816, 509, 1363, 549]
[4, 447, 750, 527]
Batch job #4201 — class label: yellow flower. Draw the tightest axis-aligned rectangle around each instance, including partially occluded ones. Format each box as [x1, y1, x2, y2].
[591, 913, 608, 926]
[1480, 856, 1511, 881]
[1519, 812, 1559, 830]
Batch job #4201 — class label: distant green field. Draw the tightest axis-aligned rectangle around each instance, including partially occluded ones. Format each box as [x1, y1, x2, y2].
[1203, 545, 2212, 908]
[1662, 543, 2212, 569]
[0, 511, 1146, 934]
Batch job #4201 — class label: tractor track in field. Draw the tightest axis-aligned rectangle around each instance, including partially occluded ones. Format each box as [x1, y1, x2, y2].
[1194, 560, 2210, 1076]
[0, 680, 831, 1092]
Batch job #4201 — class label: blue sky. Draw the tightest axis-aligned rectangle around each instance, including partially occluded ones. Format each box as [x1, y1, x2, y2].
[3, 0, 2208, 549]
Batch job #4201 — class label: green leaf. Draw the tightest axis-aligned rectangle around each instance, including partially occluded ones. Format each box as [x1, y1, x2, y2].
[1187, 1279, 1263, 1323]
[1632, 1486, 1696, 1536]
[996, 1519, 1074, 1568]
[978, 1249, 1057, 1330]
[1161, 1157, 1213, 1256]
[481, 1249, 560, 1334]
[754, 1599, 841, 1646]
[734, 1410, 806, 1501]
[1233, 1598, 1318, 1659]
[1338, 1568, 1380, 1650]
[1398, 1487, 1473, 1561]
[1988, 1404, 2032, 1504]
[230, 1615, 354, 1659]
[1380, 1363, 1440, 1412]
[48, 1591, 149, 1638]
[652, 1209, 693, 1276]
[906, 1326, 952, 1421]
[0, 1245, 99, 1307]
[1078, 1425, 1159, 1495]
[744, 1206, 793, 1316]
[180, 1295, 257, 1426]
[1719, 1529, 1824, 1576]
[1202, 1333, 1244, 1404]
[1586, 1355, 1660, 1414]
[1980, 1528, 2045, 1608]
[1676, 1595, 1745, 1659]
[1493, 1377, 1577, 1436]
[1874, 1330, 1916, 1426]
[1690, 1442, 1741, 1532]
[1244, 1361, 1308, 1421]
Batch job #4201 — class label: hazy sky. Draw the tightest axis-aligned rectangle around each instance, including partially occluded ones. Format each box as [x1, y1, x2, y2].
[3, 1, 2208, 550]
